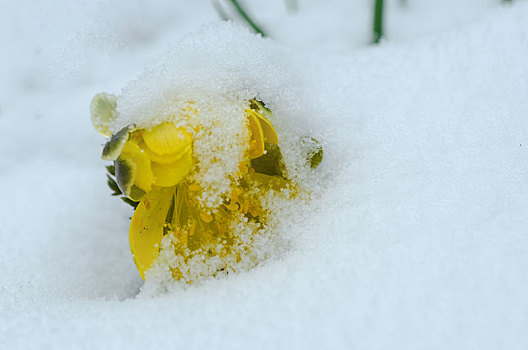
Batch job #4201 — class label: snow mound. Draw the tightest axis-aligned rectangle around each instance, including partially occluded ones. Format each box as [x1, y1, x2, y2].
[115, 22, 299, 131]
[110, 22, 326, 290]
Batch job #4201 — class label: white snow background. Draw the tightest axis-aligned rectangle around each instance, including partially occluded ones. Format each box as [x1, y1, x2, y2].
[1, 0, 527, 348]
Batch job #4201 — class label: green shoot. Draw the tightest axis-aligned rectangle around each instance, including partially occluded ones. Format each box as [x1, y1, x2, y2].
[212, 0, 229, 21]
[373, 0, 384, 44]
[228, 0, 267, 37]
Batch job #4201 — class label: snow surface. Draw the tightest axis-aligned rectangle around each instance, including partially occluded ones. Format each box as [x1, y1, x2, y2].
[1, 0, 528, 348]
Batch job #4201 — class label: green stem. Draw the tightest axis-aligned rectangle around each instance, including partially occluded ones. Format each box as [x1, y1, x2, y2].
[228, 0, 266, 37]
[212, 0, 229, 21]
[372, 0, 384, 44]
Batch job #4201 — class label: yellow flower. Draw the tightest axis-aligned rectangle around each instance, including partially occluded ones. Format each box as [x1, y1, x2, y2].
[100, 122, 193, 201]
[91, 94, 295, 281]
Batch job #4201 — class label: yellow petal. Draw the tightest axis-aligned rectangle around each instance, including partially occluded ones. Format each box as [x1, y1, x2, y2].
[140, 140, 191, 164]
[120, 141, 153, 197]
[255, 113, 278, 144]
[151, 148, 193, 187]
[129, 187, 176, 280]
[172, 183, 221, 251]
[142, 122, 192, 155]
[188, 183, 201, 192]
[90, 92, 117, 137]
[199, 211, 213, 223]
[248, 100, 278, 144]
[247, 112, 265, 159]
[226, 202, 239, 211]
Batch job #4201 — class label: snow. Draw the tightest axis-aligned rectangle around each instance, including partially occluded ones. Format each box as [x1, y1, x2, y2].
[1, 0, 528, 349]
[114, 23, 297, 131]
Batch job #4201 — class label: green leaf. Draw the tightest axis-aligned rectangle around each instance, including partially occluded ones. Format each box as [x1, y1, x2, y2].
[129, 185, 147, 202]
[106, 165, 115, 176]
[106, 174, 121, 196]
[121, 197, 139, 209]
[251, 143, 284, 177]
